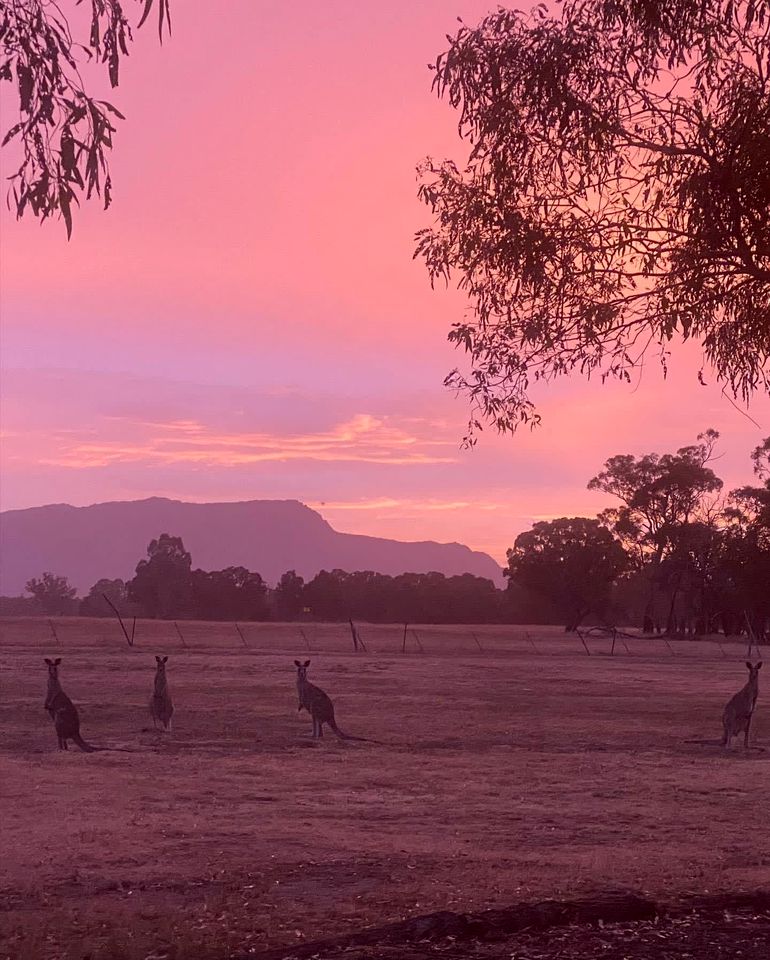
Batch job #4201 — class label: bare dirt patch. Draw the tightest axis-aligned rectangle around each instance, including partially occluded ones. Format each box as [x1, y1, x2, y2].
[1, 618, 768, 959]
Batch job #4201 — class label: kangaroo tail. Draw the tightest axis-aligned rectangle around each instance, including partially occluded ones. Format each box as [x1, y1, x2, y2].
[72, 734, 98, 753]
[329, 720, 378, 743]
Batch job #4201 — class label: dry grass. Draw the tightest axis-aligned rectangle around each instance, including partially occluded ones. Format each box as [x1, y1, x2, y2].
[0, 617, 768, 960]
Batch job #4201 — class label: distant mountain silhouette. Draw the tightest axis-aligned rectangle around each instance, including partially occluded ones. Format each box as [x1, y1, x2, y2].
[0, 497, 504, 595]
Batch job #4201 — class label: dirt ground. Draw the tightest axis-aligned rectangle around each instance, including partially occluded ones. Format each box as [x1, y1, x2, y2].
[1, 618, 768, 960]
[312, 911, 770, 960]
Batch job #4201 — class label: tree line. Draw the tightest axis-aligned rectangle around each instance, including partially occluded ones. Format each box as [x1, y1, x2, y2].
[10, 431, 769, 638]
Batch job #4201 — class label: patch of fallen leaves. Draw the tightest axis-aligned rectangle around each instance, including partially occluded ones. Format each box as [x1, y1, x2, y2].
[305, 911, 770, 960]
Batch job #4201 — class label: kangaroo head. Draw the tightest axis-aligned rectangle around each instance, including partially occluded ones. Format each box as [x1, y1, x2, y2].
[155, 655, 169, 671]
[44, 657, 62, 679]
[294, 659, 311, 681]
[746, 661, 763, 682]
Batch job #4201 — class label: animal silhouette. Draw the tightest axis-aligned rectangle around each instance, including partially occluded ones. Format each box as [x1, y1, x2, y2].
[722, 661, 762, 749]
[43, 658, 96, 752]
[150, 655, 174, 731]
[294, 659, 372, 741]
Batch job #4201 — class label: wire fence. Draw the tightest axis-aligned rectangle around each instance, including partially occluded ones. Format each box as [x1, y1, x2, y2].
[0, 616, 762, 662]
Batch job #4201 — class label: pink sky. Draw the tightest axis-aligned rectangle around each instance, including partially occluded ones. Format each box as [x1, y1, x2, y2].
[1, 0, 768, 565]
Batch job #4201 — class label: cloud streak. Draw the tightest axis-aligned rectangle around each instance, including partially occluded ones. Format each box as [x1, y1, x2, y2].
[30, 413, 457, 469]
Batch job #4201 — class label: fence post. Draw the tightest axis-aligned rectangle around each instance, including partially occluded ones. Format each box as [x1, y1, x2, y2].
[102, 594, 134, 647]
[174, 621, 187, 648]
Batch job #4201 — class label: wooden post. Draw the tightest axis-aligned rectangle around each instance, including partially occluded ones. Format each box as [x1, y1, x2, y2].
[102, 594, 134, 647]
[579, 632, 591, 656]
[174, 621, 187, 648]
[610, 631, 616, 656]
[348, 619, 366, 652]
[411, 629, 424, 653]
[235, 622, 248, 648]
[47, 619, 60, 645]
[472, 631, 483, 652]
[402, 622, 408, 654]
[744, 612, 759, 659]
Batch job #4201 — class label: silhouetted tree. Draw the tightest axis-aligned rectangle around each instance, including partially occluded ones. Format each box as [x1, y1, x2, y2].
[24, 571, 77, 615]
[1, 1, 170, 236]
[505, 518, 628, 631]
[79, 577, 129, 617]
[588, 429, 724, 629]
[191, 566, 268, 621]
[300, 568, 504, 624]
[302, 569, 348, 621]
[719, 437, 770, 638]
[274, 570, 305, 620]
[128, 533, 193, 619]
[0, 595, 41, 616]
[416, 1, 770, 438]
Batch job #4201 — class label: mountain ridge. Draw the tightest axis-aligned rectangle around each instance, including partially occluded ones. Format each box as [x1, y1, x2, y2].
[0, 497, 505, 594]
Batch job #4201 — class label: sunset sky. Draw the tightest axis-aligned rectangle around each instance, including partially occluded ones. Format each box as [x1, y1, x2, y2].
[1, 0, 768, 566]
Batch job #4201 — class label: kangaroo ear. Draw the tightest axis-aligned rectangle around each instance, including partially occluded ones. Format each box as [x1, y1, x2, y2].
[746, 661, 754, 670]
[294, 660, 301, 667]
[44, 658, 52, 665]
[54, 658, 62, 665]
[156, 656, 162, 663]
[162, 656, 169, 663]
[757, 662, 763, 670]
[304, 659, 311, 667]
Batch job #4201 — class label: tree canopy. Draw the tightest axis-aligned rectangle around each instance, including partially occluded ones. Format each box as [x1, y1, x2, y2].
[505, 517, 628, 630]
[1, 0, 170, 236]
[588, 429, 724, 568]
[25, 571, 77, 615]
[416, 0, 770, 439]
[128, 532, 192, 619]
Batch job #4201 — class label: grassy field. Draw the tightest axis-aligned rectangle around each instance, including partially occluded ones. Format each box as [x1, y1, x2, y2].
[0, 617, 768, 960]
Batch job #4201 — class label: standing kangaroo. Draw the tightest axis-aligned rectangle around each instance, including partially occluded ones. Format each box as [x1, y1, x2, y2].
[722, 661, 762, 749]
[294, 659, 371, 741]
[43, 658, 95, 752]
[150, 656, 174, 731]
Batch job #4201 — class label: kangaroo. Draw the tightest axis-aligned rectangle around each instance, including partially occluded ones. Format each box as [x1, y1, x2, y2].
[722, 661, 762, 749]
[150, 656, 174, 731]
[294, 659, 372, 742]
[43, 658, 96, 752]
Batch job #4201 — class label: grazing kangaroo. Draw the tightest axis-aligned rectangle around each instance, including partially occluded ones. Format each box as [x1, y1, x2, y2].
[294, 659, 372, 742]
[150, 656, 174, 731]
[43, 658, 96, 752]
[722, 661, 762, 749]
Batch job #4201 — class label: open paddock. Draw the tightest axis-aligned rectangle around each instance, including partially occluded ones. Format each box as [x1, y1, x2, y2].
[0, 618, 768, 959]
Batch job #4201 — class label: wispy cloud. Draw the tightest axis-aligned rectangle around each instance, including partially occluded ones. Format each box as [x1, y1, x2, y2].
[36, 413, 457, 469]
